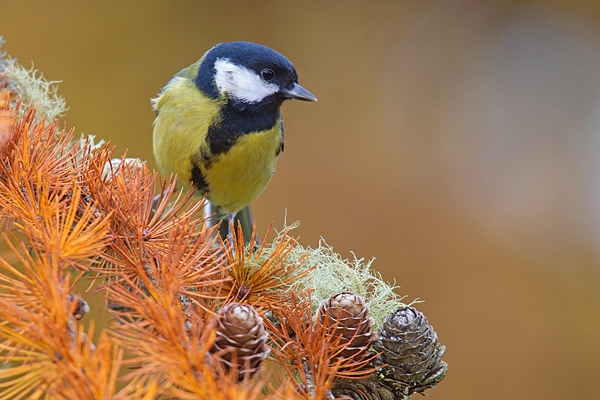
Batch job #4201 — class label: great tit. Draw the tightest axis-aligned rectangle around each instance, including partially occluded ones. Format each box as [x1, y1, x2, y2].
[152, 41, 316, 237]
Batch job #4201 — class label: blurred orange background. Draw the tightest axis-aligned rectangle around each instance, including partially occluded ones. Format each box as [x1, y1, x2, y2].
[3, 1, 600, 399]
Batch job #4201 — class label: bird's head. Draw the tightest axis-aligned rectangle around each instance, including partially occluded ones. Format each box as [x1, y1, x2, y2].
[195, 41, 317, 112]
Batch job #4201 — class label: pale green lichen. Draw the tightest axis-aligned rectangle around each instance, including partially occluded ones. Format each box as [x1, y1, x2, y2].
[263, 222, 408, 329]
[0, 38, 67, 120]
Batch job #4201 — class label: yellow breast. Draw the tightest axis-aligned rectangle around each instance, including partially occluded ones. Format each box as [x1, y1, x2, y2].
[152, 74, 282, 214]
[152, 74, 221, 185]
[201, 125, 281, 214]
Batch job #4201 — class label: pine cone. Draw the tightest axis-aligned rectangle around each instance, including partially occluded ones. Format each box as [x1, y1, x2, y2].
[372, 307, 447, 398]
[317, 292, 376, 362]
[212, 303, 270, 379]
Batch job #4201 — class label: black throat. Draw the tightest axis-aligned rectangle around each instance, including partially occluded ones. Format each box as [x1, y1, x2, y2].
[207, 99, 282, 156]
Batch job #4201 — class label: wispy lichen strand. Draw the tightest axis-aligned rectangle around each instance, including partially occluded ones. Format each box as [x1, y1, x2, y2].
[263, 223, 407, 328]
[0, 37, 66, 120]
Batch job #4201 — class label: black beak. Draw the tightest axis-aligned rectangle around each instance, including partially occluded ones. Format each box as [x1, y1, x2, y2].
[284, 83, 318, 101]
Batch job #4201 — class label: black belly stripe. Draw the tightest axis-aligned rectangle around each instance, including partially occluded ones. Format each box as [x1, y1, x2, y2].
[191, 163, 209, 193]
[199, 145, 213, 169]
[207, 124, 241, 155]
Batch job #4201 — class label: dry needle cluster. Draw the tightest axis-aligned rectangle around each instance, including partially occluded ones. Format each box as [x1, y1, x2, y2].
[0, 41, 447, 399]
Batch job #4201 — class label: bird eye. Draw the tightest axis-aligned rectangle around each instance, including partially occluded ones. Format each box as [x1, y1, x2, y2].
[260, 68, 275, 82]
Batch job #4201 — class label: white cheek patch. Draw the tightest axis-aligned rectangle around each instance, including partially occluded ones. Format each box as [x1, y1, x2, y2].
[214, 58, 279, 103]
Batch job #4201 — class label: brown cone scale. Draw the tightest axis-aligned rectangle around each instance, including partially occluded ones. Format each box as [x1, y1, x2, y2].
[372, 306, 448, 398]
[317, 291, 376, 363]
[212, 303, 270, 379]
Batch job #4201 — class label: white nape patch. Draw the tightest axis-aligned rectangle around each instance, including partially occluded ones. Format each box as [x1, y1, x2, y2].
[214, 58, 279, 103]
